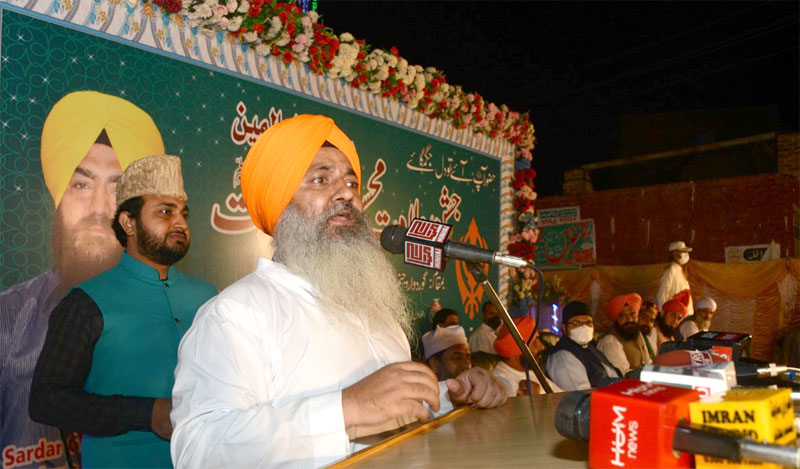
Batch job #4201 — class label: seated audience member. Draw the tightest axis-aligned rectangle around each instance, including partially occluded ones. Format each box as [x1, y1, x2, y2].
[656, 293, 690, 350]
[30, 155, 217, 468]
[469, 301, 501, 354]
[597, 294, 651, 375]
[638, 301, 659, 360]
[422, 325, 472, 380]
[493, 317, 561, 397]
[431, 307, 460, 329]
[169, 114, 506, 467]
[545, 301, 622, 391]
[677, 296, 716, 341]
[469, 301, 502, 370]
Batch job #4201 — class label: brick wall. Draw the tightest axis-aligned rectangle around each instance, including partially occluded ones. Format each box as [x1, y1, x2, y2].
[778, 132, 800, 179]
[537, 172, 799, 265]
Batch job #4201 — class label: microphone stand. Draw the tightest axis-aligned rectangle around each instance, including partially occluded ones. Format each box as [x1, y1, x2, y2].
[467, 262, 554, 394]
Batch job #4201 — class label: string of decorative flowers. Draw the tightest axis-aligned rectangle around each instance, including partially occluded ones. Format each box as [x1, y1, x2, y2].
[145, 0, 539, 300]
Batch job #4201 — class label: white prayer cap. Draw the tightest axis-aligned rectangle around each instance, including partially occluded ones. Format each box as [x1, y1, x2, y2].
[668, 241, 692, 252]
[696, 296, 717, 312]
[422, 325, 468, 359]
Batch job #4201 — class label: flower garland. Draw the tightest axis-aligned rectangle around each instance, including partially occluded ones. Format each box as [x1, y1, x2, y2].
[146, 0, 539, 300]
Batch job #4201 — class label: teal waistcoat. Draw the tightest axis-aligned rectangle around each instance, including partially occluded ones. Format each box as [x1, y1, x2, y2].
[78, 252, 217, 468]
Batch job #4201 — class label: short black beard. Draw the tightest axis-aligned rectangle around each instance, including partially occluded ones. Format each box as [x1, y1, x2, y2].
[656, 314, 675, 337]
[136, 222, 189, 266]
[615, 322, 641, 341]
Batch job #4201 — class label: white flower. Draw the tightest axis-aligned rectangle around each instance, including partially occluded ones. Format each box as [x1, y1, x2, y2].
[225, 0, 236, 12]
[368, 81, 381, 93]
[275, 32, 290, 46]
[236, 0, 248, 13]
[340, 32, 354, 42]
[306, 11, 319, 23]
[242, 31, 257, 43]
[376, 66, 389, 81]
[255, 43, 270, 55]
[196, 4, 212, 18]
[440, 83, 449, 93]
[227, 15, 242, 31]
[387, 55, 398, 67]
[267, 16, 282, 37]
[414, 75, 425, 90]
[297, 51, 309, 62]
[367, 59, 377, 69]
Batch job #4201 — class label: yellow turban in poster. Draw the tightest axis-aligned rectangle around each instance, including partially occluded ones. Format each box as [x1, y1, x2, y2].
[40, 91, 165, 207]
[241, 114, 361, 236]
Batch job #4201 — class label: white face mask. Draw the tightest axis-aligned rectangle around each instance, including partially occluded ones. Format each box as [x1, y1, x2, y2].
[678, 252, 690, 265]
[569, 325, 594, 345]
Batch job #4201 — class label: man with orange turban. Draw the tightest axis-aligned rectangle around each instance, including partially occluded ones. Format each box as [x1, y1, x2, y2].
[171, 114, 506, 468]
[597, 293, 651, 375]
[0, 91, 164, 469]
[492, 316, 561, 397]
[657, 294, 691, 349]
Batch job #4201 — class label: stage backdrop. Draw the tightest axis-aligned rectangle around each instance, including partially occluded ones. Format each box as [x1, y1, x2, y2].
[0, 7, 512, 329]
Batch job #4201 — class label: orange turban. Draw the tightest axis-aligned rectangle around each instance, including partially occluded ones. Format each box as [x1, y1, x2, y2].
[241, 114, 361, 235]
[662, 300, 688, 318]
[494, 316, 536, 358]
[605, 293, 642, 322]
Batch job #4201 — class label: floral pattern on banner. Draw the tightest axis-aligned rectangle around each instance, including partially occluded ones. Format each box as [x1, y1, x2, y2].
[145, 0, 539, 300]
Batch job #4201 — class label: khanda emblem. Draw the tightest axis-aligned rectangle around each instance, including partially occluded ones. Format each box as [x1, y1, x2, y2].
[455, 218, 488, 320]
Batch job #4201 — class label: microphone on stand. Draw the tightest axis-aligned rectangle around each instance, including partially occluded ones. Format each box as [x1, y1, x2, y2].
[380, 221, 531, 270]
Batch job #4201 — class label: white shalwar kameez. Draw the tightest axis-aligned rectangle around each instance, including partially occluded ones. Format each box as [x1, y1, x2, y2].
[468, 322, 498, 354]
[656, 262, 694, 316]
[491, 360, 561, 397]
[170, 259, 453, 468]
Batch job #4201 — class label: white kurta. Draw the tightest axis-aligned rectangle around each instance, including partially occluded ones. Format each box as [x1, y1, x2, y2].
[677, 317, 701, 341]
[492, 361, 562, 397]
[468, 323, 498, 354]
[170, 259, 453, 468]
[656, 262, 694, 316]
[545, 349, 621, 392]
[596, 333, 652, 376]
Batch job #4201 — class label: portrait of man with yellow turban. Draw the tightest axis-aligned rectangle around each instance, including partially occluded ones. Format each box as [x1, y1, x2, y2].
[0, 90, 164, 469]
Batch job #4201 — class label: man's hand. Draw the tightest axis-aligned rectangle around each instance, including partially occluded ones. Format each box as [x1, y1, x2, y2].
[446, 367, 507, 408]
[342, 362, 440, 429]
[151, 398, 173, 440]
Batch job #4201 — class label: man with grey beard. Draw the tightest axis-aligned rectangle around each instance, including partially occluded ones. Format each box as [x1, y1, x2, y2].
[170, 114, 507, 468]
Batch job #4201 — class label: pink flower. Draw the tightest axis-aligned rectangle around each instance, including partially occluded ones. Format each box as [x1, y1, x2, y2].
[294, 33, 308, 45]
[212, 4, 227, 17]
[301, 16, 312, 28]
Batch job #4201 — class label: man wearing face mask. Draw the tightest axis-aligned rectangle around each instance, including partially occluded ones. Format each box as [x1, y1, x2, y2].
[545, 301, 622, 391]
[469, 302, 502, 354]
[656, 241, 694, 317]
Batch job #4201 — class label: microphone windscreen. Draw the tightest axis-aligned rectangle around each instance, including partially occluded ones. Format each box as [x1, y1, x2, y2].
[380, 225, 407, 254]
[555, 391, 592, 442]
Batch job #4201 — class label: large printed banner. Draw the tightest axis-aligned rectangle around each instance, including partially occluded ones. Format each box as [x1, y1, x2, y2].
[534, 219, 597, 267]
[0, 7, 504, 468]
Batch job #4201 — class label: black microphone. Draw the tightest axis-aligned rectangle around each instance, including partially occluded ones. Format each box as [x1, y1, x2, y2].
[380, 222, 530, 270]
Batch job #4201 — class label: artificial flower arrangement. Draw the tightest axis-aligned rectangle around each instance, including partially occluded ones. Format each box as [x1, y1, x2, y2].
[144, 0, 540, 296]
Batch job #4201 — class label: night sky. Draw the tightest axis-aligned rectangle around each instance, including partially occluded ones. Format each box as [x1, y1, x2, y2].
[319, 1, 800, 196]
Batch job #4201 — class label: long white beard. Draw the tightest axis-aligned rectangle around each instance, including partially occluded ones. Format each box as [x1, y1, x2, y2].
[272, 202, 413, 338]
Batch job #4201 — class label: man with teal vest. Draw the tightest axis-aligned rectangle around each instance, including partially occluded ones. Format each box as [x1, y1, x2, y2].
[29, 154, 217, 468]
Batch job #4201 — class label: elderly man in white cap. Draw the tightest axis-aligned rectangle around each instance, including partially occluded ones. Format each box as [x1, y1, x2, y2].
[677, 296, 717, 341]
[656, 240, 694, 317]
[30, 155, 217, 468]
[422, 325, 473, 381]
